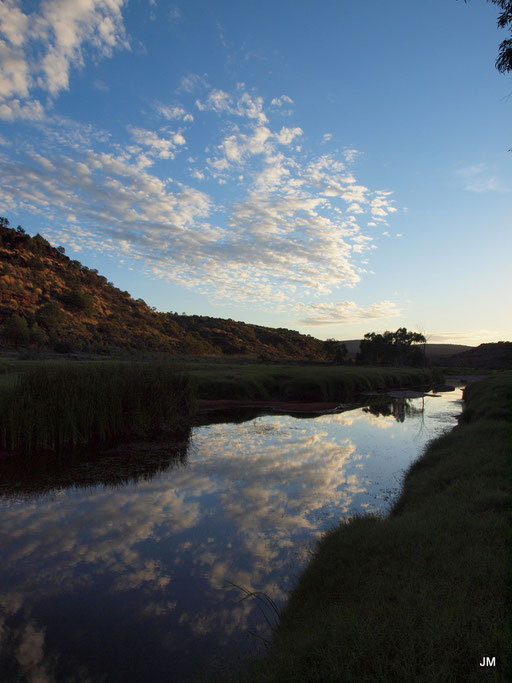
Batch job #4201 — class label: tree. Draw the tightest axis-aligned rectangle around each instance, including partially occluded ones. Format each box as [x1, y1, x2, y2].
[29, 322, 48, 348]
[62, 289, 94, 314]
[2, 314, 30, 348]
[323, 339, 349, 365]
[36, 302, 65, 335]
[463, 1, 512, 72]
[493, 0, 512, 72]
[356, 328, 426, 367]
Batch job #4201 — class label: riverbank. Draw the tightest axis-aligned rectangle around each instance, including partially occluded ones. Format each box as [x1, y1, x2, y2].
[185, 363, 442, 402]
[236, 372, 512, 682]
[0, 360, 441, 452]
[198, 399, 343, 413]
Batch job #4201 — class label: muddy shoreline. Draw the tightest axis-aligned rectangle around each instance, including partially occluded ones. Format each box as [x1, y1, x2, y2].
[197, 399, 344, 413]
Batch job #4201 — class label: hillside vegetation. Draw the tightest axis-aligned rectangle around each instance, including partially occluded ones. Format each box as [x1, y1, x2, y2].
[444, 341, 512, 369]
[0, 221, 325, 360]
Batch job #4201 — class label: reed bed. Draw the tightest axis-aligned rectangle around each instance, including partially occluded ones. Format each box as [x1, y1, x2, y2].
[0, 362, 193, 452]
[184, 364, 442, 402]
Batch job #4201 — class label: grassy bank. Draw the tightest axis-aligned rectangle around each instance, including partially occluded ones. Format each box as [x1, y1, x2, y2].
[237, 372, 512, 682]
[182, 363, 442, 402]
[0, 359, 441, 452]
[0, 362, 193, 452]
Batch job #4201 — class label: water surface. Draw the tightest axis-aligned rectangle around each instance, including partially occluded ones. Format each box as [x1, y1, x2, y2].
[0, 388, 463, 681]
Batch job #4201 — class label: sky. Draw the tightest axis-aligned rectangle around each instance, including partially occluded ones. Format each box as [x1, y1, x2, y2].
[0, 0, 511, 346]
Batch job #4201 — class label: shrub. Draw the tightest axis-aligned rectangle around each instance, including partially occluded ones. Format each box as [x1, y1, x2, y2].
[29, 323, 48, 347]
[36, 302, 65, 331]
[62, 288, 94, 313]
[1, 314, 30, 348]
[54, 341, 74, 354]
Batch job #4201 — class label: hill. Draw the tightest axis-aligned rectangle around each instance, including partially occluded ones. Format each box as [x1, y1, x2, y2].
[443, 342, 512, 369]
[0, 220, 326, 360]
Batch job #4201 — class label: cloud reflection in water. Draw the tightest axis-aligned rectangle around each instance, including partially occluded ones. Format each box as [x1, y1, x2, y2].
[0, 391, 463, 681]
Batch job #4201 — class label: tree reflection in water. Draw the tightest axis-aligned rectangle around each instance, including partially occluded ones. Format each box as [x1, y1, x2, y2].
[363, 396, 426, 424]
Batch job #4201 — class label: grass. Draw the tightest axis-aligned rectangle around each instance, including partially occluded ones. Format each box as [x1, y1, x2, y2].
[0, 359, 441, 452]
[235, 372, 512, 682]
[0, 361, 193, 452]
[181, 363, 443, 402]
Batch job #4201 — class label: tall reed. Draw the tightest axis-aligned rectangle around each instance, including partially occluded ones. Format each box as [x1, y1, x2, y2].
[0, 362, 194, 452]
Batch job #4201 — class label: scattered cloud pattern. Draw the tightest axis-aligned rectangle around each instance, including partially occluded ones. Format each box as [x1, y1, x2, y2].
[0, 77, 397, 310]
[0, 3, 400, 316]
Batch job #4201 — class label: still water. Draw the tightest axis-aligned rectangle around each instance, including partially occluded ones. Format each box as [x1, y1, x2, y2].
[0, 388, 463, 682]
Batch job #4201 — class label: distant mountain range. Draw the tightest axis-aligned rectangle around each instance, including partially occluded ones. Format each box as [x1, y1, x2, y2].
[340, 340, 474, 360]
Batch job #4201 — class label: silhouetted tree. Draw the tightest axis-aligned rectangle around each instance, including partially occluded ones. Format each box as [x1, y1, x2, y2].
[357, 328, 426, 366]
[323, 339, 348, 364]
[493, 0, 512, 71]
[463, 1, 512, 72]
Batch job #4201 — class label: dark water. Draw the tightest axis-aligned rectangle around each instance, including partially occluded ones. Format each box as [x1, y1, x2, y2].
[0, 388, 464, 682]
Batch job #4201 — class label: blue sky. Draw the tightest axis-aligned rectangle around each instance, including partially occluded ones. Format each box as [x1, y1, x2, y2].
[0, 0, 511, 345]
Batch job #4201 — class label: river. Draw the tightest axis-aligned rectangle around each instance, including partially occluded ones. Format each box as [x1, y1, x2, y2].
[0, 386, 464, 682]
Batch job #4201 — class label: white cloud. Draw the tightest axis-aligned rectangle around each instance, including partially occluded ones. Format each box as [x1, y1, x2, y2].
[344, 148, 360, 162]
[0, 39, 30, 100]
[196, 87, 268, 124]
[156, 103, 194, 122]
[297, 300, 402, 325]
[270, 94, 293, 107]
[275, 126, 302, 145]
[0, 97, 44, 121]
[196, 88, 231, 113]
[179, 72, 208, 93]
[0, 1, 29, 45]
[428, 330, 508, 345]
[128, 126, 186, 159]
[28, 152, 55, 171]
[0, 0, 129, 119]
